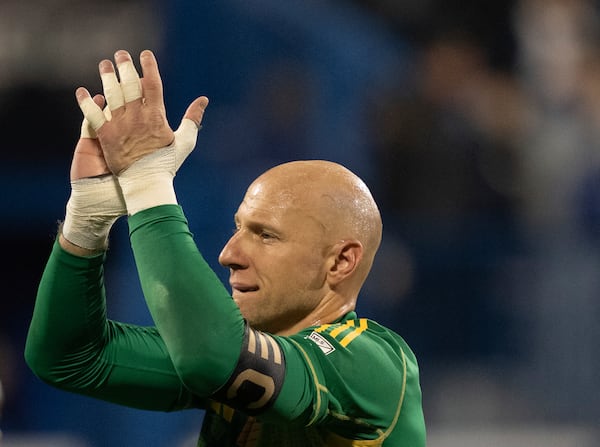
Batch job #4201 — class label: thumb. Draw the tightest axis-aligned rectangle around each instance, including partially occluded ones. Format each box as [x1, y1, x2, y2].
[183, 96, 209, 129]
[173, 96, 209, 170]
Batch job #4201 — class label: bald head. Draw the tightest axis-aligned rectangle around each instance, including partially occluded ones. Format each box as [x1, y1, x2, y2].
[248, 160, 383, 283]
[220, 160, 383, 333]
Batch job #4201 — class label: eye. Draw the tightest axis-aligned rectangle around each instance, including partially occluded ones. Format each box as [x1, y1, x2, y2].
[258, 228, 281, 243]
[260, 231, 275, 241]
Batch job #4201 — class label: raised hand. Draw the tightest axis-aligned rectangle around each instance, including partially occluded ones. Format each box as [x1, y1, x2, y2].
[62, 84, 127, 253]
[70, 94, 111, 180]
[76, 49, 209, 175]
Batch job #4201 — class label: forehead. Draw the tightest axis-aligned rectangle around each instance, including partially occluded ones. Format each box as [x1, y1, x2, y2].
[236, 180, 325, 230]
[237, 182, 298, 220]
[246, 180, 295, 205]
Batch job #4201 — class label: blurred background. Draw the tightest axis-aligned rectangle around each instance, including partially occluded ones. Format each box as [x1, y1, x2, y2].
[1, 0, 599, 445]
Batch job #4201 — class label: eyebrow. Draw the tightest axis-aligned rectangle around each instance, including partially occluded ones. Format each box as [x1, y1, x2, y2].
[233, 213, 281, 235]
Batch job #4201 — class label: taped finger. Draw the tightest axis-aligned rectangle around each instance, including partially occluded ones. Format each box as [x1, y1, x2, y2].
[80, 107, 112, 139]
[117, 59, 143, 103]
[173, 119, 200, 170]
[101, 71, 125, 111]
[80, 118, 96, 139]
[78, 96, 107, 131]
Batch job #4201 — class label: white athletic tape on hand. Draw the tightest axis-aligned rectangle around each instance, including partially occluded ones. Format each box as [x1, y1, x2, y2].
[63, 174, 127, 250]
[117, 118, 200, 215]
[80, 118, 95, 139]
[117, 60, 143, 103]
[79, 96, 107, 131]
[101, 71, 125, 110]
[80, 107, 112, 139]
[174, 119, 200, 169]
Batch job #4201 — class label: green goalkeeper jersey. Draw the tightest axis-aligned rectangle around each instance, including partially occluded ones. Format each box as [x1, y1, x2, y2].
[25, 205, 426, 447]
[198, 311, 424, 446]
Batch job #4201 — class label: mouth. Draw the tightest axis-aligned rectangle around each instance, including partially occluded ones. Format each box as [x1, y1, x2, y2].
[230, 283, 259, 295]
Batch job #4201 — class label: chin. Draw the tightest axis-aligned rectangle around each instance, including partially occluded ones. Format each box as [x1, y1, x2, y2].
[234, 299, 255, 322]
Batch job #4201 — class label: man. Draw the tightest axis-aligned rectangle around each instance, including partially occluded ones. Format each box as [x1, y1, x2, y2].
[25, 49, 426, 446]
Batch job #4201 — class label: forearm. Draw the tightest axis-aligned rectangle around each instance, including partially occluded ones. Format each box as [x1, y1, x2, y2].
[25, 240, 196, 411]
[25, 240, 109, 376]
[128, 205, 245, 396]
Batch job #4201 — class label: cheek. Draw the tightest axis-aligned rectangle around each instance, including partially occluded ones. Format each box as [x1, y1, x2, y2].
[277, 252, 327, 292]
[257, 242, 328, 297]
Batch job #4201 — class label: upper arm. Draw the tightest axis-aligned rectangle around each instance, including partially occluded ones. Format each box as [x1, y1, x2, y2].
[210, 324, 287, 415]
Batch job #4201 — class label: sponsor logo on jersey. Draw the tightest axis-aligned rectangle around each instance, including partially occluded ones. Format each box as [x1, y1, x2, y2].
[307, 331, 336, 355]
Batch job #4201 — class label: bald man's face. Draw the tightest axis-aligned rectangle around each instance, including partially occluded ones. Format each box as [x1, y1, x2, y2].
[218, 177, 332, 334]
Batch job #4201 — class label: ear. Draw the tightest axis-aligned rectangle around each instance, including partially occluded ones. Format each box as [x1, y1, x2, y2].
[327, 240, 363, 286]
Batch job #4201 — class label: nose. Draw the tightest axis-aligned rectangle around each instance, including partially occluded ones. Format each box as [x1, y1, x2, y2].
[218, 231, 246, 270]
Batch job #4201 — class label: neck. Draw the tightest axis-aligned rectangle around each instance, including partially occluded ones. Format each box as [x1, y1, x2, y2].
[275, 292, 356, 336]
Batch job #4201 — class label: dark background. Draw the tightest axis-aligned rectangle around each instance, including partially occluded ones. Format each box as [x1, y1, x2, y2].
[1, 0, 599, 445]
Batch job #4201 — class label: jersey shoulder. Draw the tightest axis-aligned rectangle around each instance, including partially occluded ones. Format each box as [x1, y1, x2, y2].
[280, 315, 424, 445]
[297, 316, 417, 366]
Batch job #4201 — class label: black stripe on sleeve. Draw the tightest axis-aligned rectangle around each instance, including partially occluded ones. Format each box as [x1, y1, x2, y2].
[211, 323, 286, 415]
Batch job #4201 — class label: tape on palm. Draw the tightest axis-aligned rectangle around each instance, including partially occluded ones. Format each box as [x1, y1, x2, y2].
[117, 118, 200, 216]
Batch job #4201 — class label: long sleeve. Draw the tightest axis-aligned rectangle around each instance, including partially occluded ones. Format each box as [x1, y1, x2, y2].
[126, 206, 426, 446]
[25, 240, 198, 411]
[127, 205, 245, 396]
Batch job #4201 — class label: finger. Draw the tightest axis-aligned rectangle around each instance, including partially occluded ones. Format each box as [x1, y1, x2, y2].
[99, 60, 125, 111]
[80, 95, 106, 139]
[173, 119, 199, 170]
[173, 97, 209, 170]
[114, 50, 142, 103]
[182, 96, 210, 128]
[93, 94, 106, 109]
[76, 87, 107, 131]
[103, 105, 112, 121]
[139, 50, 164, 109]
[80, 119, 95, 139]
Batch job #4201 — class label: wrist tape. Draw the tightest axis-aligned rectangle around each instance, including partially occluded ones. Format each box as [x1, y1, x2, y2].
[117, 146, 178, 216]
[62, 175, 127, 250]
[117, 119, 199, 216]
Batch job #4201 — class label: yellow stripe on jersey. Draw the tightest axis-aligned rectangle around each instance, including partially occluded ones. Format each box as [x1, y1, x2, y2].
[314, 319, 369, 348]
[330, 321, 353, 338]
[314, 324, 332, 333]
[381, 346, 407, 440]
[321, 347, 408, 446]
[340, 319, 368, 347]
[289, 339, 326, 426]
